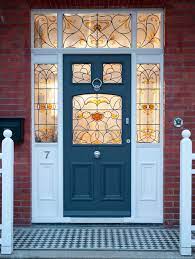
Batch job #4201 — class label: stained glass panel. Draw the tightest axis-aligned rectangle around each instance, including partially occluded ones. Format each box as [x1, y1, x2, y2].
[73, 94, 122, 144]
[34, 64, 58, 142]
[103, 64, 122, 83]
[72, 64, 91, 83]
[137, 13, 161, 48]
[63, 13, 131, 48]
[34, 14, 57, 48]
[136, 64, 160, 143]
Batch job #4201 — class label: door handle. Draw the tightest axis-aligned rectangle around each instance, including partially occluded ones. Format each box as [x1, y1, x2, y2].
[94, 150, 101, 159]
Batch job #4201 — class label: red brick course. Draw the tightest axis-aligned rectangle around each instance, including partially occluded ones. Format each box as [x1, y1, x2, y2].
[0, 0, 195, 225]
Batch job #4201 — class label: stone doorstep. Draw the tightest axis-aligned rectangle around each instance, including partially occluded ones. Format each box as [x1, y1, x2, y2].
[0, 250, 193, 259]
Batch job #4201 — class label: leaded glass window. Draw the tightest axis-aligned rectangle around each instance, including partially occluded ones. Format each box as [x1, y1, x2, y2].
[103, 64, 122, 83]
[73, 94, 122, 144]
[34, 14, 57, 48]
[34, 64, 58, 142]
[72, 64, 91, 83]
[136, 64, 160, 143]
[63, 13, 131, 48]
[137, 13, 161, 48]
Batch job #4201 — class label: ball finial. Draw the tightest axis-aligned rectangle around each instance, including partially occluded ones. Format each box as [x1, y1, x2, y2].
[3, 129, 12, 138]
[182, 129, 191, 138]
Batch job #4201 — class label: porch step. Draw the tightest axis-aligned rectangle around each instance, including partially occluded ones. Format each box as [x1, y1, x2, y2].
[13, 225, 179, 251]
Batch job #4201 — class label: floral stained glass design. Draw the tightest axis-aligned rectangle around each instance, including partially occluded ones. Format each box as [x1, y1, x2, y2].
[103, 64, 122, 83]
[137, 13, 161, 48]
[73, 94, 122, 144]
[72, 64, 91, 83]
[136, 64, 160, 143]
[34, 64, 58, 142]
[63, 13, 131, 48]
[34, 14, 57, 48]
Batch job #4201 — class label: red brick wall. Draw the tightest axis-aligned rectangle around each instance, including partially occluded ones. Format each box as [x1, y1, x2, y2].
[0, 2, 31, 225]
[0, 0, 195, 226]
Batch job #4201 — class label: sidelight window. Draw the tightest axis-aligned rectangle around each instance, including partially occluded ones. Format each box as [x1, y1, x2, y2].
[34, 64, 58, 142]
[136, 64, 160, 143]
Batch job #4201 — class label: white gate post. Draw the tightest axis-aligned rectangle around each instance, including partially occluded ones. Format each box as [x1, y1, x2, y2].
[180, 129, 192, 256]
[1, 129, 14, 254]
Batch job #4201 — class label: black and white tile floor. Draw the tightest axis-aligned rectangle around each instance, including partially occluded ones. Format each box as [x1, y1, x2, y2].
[13, 225, 179, 251]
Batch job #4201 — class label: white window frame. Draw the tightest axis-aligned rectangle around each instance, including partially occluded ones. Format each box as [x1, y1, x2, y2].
[31, 9, 164, 223]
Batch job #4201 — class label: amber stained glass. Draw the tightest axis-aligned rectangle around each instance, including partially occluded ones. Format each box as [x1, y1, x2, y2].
[34, 14, 57, 48]
[137, 13, 161, 48]
[63, 13, 131, 48]
[103, 64, 122, 83]
[136, 64, 160, 143]
[34, 64, 58, 142]
[72, 64, 91, 83]
[73, 94, 122, 144]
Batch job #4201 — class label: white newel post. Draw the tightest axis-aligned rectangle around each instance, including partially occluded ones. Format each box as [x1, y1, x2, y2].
[180, 129, 192, 256]
[1, 129, 14, 254]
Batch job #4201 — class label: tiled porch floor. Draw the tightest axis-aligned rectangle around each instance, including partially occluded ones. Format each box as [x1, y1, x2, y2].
[13, 224, 179, 251]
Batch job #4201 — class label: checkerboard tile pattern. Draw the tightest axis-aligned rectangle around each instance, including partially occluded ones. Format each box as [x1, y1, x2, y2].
[14, 226, 179, 251]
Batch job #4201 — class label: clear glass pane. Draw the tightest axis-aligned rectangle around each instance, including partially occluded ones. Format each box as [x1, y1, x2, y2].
[73, 94, 122, 144]
[34, 14, 57, 48]
[63, 13, 131, 48]
[136, 64, 160, 143]
[103, 64, 122, 83]
[137, 13, 161, 48]
[72, 64, 91, 83]
[34, 64, 58, 142]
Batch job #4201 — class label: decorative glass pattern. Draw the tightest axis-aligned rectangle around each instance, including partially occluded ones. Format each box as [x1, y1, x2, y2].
[103, 64, 122, 83]
[34, 14, 57, 48]
[73, 94, 122, 144]
[136, 64, 160, 143]
[63, 13, 131, 48]
[34, 64, 58, 142]
[72, 64, 91, 83]
[137, 13, 161, 48]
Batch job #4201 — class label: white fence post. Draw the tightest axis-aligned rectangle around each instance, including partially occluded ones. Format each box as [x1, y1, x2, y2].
[1, 129, 14, 254]
[180, 129, 192, 256]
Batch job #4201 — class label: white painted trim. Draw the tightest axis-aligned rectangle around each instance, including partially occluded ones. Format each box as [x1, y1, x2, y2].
[32, 217, 163, 224]
[58, 53, 64, 219]
[31, 8, 164, 223]
[138, 54, 163, 223]
[57, 13, 63, 48]
[31, 48, 164, 55]
[31, 8, 164, 14]
[130, 52, 137, 220]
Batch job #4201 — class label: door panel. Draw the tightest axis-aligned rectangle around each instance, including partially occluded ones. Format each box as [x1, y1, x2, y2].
[71, 163, 94, 201]
[63, 54, 131, 217]
[101, 163, 124, 201]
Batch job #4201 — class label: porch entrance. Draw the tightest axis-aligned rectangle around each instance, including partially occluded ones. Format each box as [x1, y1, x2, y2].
[63, 54, 131, 216]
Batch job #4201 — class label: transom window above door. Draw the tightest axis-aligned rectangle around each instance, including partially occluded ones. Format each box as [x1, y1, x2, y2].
[33, 11, 162, 49]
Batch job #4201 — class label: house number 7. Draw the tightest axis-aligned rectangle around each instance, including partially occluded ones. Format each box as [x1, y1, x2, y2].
[44, 151, 50, 159]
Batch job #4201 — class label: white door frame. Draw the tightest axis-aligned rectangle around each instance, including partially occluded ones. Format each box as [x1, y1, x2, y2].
[31, 9, 164, 223]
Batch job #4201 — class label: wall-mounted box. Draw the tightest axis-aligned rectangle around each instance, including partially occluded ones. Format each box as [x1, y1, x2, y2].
[0, 118, 24, 143]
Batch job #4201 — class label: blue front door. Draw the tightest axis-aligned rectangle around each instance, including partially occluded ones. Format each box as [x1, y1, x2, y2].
[63, 54, 131, 216]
